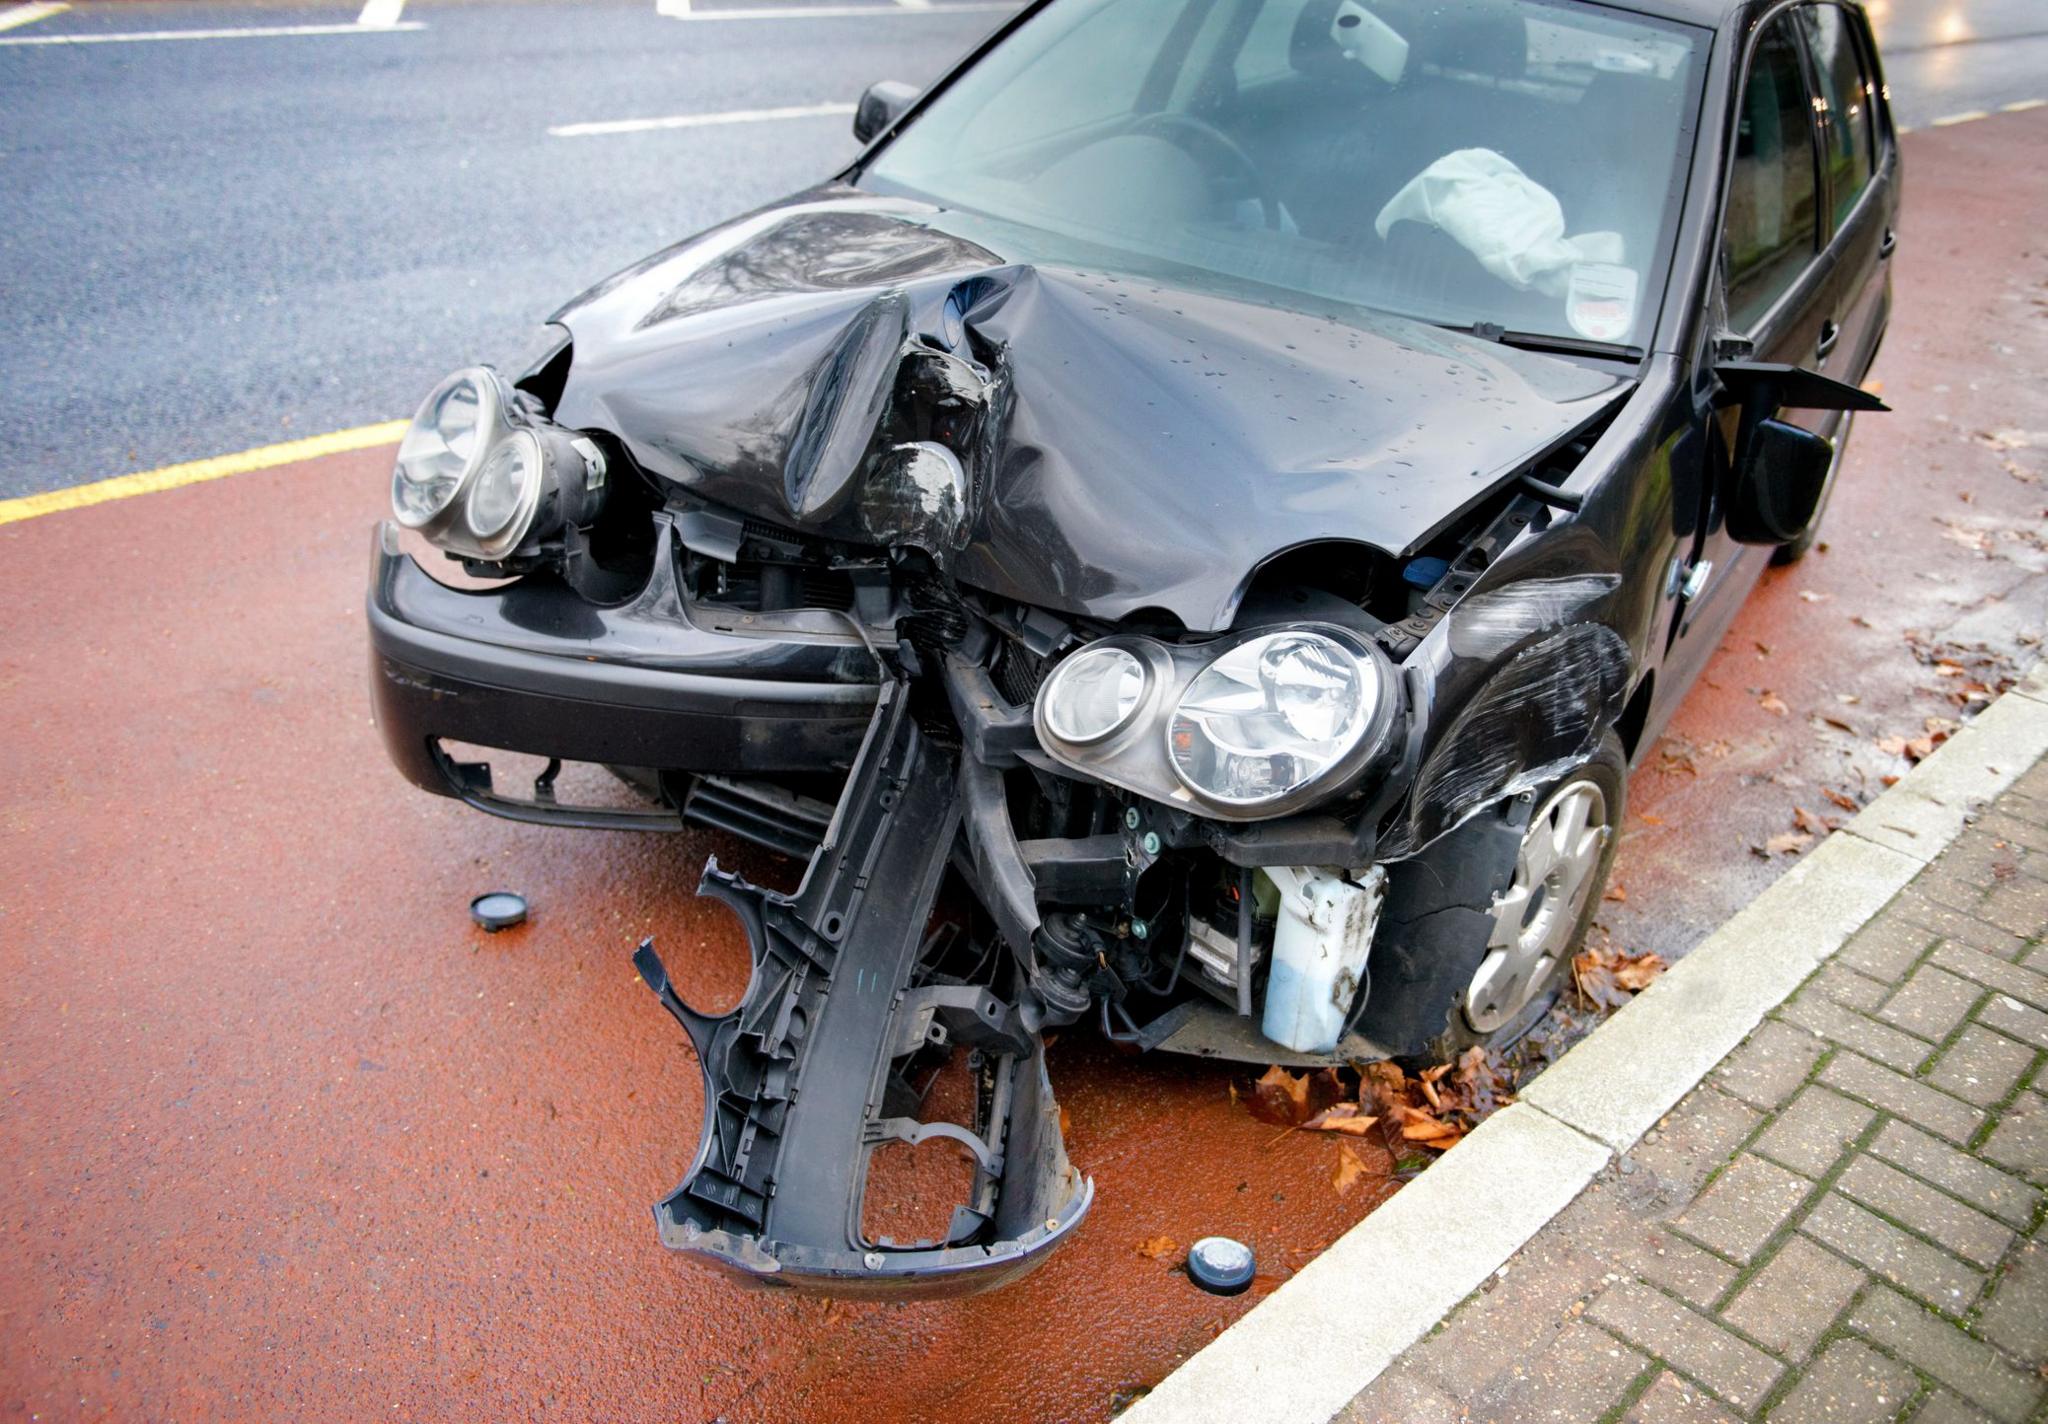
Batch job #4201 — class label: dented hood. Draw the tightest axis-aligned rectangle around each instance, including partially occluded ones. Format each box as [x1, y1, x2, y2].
[551, 187, 1630, 630]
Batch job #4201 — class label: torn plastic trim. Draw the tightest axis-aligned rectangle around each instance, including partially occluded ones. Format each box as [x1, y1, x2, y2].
[637, 678, 1090, 1299]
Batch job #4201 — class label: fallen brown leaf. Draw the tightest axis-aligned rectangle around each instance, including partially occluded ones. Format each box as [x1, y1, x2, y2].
[1759, 690, 1790, 716]
[1246, 1065, 1311, 1127]
[1302, 1103, 1381, 1136]
[1823, 788, 1859, 812]
[1604, 883, 1628, 903]
[1332, 1145, 1371, 1195]
[1136, 1235, 1177, 1260]
[1763, 831, 1814, 856]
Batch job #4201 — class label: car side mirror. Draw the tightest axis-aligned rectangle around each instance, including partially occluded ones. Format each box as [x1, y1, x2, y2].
[853, 80, 918, 145]
[1727, 418, 1833, 544]
[1715, 358, 1888, 547]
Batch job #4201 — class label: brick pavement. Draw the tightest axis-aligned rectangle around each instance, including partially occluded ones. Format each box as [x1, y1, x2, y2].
[1341, 753, 2048, 1424]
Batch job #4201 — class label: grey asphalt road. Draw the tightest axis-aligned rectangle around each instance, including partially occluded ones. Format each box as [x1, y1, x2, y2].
[2, 0, 2040, 499]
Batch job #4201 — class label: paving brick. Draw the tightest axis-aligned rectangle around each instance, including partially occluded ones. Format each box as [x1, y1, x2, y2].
[1819, 1053, 1988, 1146]
[1979, 876, 2048, 939]
[1930, 942, 2048, 1012]
[1785, 994, 1936, 1072]
[1867, 1121, 2036, 1228]
[1632, 1089, 1766, 1202]
[1909, 1391, 1996, 1424]
[1754, 1087, 1877, 1178]
[1926, 1024, 2037, 1108]
[1848, 1286, 2045, 1422]
[1978, 994, 2048, 1051]
[1813, 962, 1896, 1013]
[1975, 1240, 2048, 1364]
[1403, 1210, 1613, 1400]
[1801, 1195, 1986, 1312]
[1979, 1094, 2048, 1183]
[1586, 1279, 1782, 1413]
[1713, 1020, 1827, 1112]
[1633, 1232, 1741, 1312]
[1676, 1154, 1815, 1263]
[1468, 1320, 1647, 1424]
[1895, 892, 2033, 962]
[1623, 1371, 1739, 1424]
[1836, 1157, 2014, 1267]
[1335, 1365, 1468, 1424]
[1837, 914, 1939, 982]
[1720, 1235, 1864, 1359]
[1768, 1338, 1920, 1424]
[1975, 809, 2048, 857]
[1879, 966, 1986, 1042]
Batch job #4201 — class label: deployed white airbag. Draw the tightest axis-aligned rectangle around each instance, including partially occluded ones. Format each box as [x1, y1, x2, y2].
[1374, 148, 1624, 295]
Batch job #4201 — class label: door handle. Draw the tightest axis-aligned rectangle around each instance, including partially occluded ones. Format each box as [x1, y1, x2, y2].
[1878, 228, 1897, 259]
[1816, 319, 1841, 361]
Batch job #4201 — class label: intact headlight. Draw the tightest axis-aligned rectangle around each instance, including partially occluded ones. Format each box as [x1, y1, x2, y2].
[1039, 644, 1149, 744]
[1032, 624, 1397, 821]
[1168, 630, 1380, 809]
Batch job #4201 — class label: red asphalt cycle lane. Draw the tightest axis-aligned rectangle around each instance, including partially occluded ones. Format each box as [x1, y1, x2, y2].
[2, 111, 2045, 1424]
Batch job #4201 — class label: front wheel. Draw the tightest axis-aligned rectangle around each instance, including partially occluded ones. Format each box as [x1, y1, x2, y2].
[1436, 732, 1627, 1055]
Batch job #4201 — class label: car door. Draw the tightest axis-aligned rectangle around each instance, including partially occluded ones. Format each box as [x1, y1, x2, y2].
[1660, 7, 1828, 686]
[1802, 0, 1896, 385]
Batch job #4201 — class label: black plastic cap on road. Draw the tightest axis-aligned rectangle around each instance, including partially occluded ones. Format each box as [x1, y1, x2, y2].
[1187, 1236, 1255, 1295]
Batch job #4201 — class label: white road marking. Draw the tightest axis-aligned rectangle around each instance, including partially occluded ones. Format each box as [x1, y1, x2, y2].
[658, 0, 1016, 19]
[1930, 109, 1989, 126]
[550, 101, 857, 138]
[0, 20, 424, 44]
[896, 0, 935, 10]
[356, 0, 407, 27]
[2002, 98, 2047, 113]
[0, 2, 68, 33]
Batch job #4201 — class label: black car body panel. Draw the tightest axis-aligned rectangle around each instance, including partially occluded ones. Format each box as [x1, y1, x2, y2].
[367, 0, 1899, 1298]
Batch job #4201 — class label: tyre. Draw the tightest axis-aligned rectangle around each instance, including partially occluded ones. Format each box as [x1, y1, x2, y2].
[1432, 731, 1628, 1056]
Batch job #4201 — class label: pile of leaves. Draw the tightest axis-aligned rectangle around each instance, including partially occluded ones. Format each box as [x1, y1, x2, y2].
[1241, 1047, 1517, 1163]
[1570, 942, 1669, 1013]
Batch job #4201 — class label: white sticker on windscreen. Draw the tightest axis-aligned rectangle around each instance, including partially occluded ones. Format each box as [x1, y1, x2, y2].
[1566, 263, 1639, 343]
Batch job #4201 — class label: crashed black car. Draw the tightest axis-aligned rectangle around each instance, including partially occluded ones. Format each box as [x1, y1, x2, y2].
[368, 0, 1896, 1297]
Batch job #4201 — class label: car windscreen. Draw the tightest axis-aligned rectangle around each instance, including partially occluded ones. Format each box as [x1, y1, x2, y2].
[860, 0, 1707, 350]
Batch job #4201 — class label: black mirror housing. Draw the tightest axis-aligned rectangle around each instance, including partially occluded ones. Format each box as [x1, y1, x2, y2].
[853, 80, 919, 145]
[1726, 418, 1833, 544]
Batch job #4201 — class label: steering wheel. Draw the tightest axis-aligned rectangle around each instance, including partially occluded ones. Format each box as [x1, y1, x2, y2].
[1127, 111, 1284, 231]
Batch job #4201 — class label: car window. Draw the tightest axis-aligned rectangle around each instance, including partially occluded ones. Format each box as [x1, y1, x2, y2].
[1722, 14, 1819, 331]
[956, 0, 1193, 152]
[1800, 2, 1875, 228]
[864, 0, 1707, 351]
[1233, 0, 1311, 86]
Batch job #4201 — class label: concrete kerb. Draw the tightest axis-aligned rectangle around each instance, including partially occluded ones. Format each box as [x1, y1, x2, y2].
[1117, 668, 2044, 1424]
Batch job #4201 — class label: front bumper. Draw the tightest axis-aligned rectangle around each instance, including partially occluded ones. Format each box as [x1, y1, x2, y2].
[366, 521, 879, 805]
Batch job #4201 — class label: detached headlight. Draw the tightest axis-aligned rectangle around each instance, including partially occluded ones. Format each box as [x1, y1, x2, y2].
[1032, 624, 1398, 821]
[390, 365, 606, 563]
[1168, 630, 1379, 809]
[393, 368, 497, 529]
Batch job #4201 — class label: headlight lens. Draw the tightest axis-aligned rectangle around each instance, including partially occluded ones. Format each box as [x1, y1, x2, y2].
[465, 430, 541, 542]
[392, 370, 495, 527]
[1041, 644, 1148, 744]
[1168, 630, 1376, 808]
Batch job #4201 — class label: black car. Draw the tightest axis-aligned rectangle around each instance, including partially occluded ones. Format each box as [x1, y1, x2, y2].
[368, 0, 1895, 1297]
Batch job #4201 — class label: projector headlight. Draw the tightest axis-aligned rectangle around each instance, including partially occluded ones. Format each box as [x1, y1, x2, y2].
[1039, 644, 1149, 745]
[1168, 630, 1380, 809]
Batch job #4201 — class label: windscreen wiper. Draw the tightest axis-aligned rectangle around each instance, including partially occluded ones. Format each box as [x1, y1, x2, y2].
[1459, 322, 1644, 362]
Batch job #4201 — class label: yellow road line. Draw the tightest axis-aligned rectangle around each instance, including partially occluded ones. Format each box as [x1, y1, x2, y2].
[2003, 99, 2047, 114]
[0, 1, 69, 32]
[0, 420, 406, 528]
[1930, 109, 1989, 127]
